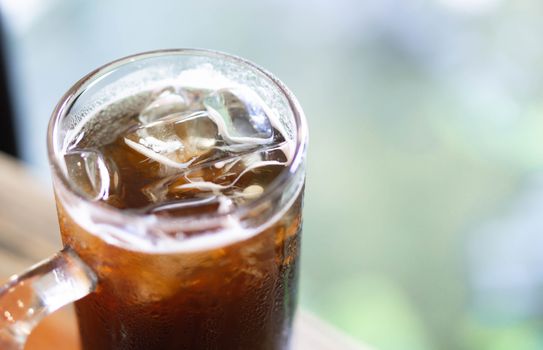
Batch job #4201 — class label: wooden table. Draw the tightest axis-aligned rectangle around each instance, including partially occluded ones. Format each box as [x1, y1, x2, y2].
[0, 153, 367, 350]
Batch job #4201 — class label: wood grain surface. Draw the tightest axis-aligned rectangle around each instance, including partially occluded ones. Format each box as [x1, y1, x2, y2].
[0, 152, 367, 350]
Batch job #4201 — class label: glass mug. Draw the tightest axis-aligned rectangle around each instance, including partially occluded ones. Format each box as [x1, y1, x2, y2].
[0, 49, 307, 350]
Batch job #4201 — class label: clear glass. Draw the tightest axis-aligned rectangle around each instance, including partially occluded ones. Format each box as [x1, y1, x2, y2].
[0, 49, 307, 350]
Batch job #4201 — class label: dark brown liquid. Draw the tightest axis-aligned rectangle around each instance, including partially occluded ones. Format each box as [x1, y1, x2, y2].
[58, 87, 303, 350]
[59, 196, 301, 350]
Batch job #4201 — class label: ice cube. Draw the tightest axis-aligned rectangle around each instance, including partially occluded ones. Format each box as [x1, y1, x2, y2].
[147, 196, 220, 213]
[64, 150, 118, 200]
[203, 87, 274, 146]
[144, 142, 286, 199]
[139, 89, 189, 124]
[124, 111, 218, 169]
[143, 195, 235, 218]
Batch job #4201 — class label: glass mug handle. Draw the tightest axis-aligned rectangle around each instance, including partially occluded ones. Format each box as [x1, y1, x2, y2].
[0, 247, 96, 350]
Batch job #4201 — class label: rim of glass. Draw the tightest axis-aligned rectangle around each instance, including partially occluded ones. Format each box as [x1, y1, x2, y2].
[47, 48, 308, 226]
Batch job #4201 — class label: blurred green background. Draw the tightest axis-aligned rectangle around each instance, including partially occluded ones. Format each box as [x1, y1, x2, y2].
[2, 0, 543, 349]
